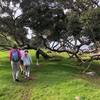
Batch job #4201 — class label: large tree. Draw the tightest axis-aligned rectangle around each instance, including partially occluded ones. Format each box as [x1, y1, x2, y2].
[0, 0, 100, 61]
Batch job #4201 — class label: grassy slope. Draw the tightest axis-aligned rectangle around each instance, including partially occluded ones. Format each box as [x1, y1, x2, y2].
[0, 51, 100, 100]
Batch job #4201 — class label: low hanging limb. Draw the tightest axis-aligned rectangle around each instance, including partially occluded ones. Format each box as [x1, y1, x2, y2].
[82, 54, 100, 73]
[82, 60, 93, 73]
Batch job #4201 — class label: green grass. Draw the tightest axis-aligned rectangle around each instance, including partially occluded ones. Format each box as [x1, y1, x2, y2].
[0, 50, 100, 100]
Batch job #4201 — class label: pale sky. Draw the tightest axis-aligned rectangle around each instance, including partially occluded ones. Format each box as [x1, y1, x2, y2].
[24, 27, 33, 39]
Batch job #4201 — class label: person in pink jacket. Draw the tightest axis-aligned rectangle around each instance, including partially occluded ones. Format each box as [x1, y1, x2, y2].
[18, 48, 25, 74]
[10, 45, 21, 82]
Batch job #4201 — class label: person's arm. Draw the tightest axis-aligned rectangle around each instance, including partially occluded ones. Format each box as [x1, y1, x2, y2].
[29, 55, 32, 64]
[21, 54, 24, 61]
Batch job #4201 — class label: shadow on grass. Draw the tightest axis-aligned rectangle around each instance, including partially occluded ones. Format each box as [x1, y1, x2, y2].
[1, 56, 100, 87]
[1, 55, 100, 100]
[28, 59, 82, 87]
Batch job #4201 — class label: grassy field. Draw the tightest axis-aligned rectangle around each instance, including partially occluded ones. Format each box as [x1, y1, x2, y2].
[0, 50, 100, 100]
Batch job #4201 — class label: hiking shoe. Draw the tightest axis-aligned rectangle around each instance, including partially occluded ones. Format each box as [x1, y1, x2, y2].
[15, 79, 20, 82]
[25, 77, 32, 80]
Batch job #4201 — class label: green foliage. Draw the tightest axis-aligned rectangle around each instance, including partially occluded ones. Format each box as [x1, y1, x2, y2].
[67, 12, 82, 37]
[0, 0, 100, 51]
[81, 8, 100, 41]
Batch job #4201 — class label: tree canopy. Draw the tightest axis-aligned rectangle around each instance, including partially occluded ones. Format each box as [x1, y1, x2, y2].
[0, 0, 100, 58]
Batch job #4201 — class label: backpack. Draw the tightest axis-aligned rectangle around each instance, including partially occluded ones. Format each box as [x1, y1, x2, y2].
[12, 50, 19, 62]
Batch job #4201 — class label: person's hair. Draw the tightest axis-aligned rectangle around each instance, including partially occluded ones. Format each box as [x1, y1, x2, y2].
[18, 48, 21, 50]
[25, 50, 28, 53]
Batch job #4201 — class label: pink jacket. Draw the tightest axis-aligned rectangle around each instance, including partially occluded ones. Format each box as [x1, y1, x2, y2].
[9, 49, 21, 61]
